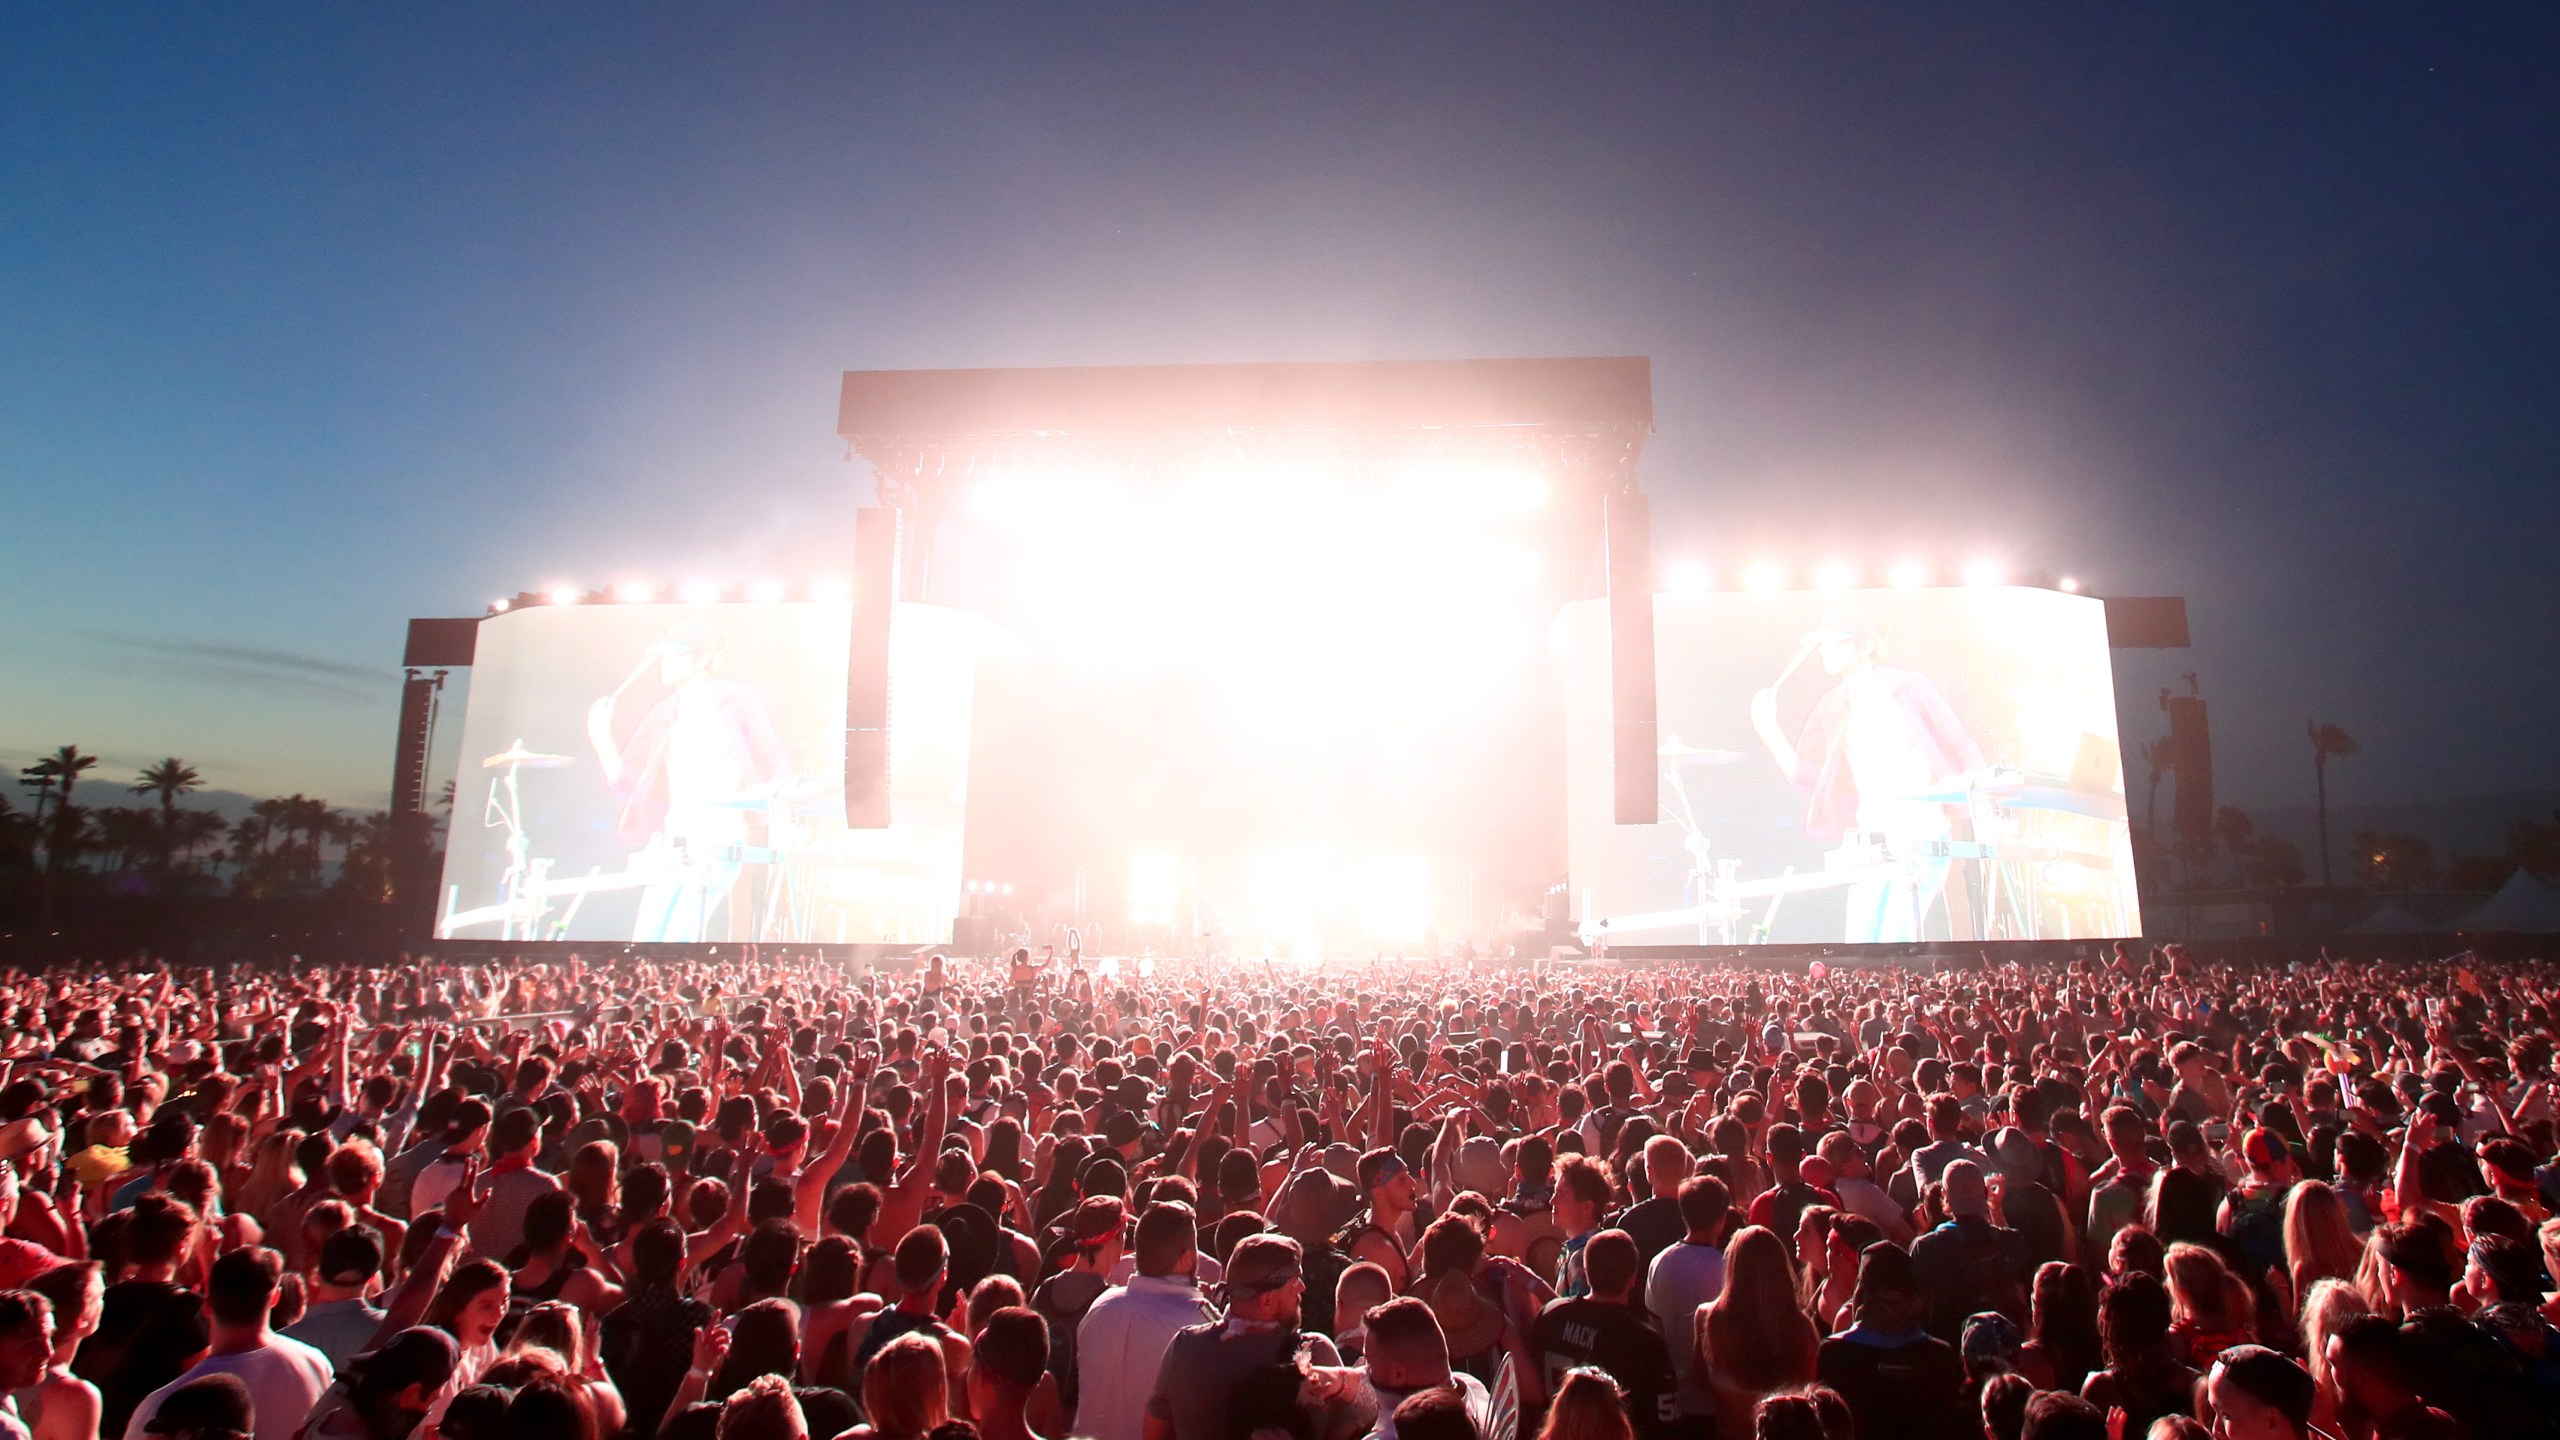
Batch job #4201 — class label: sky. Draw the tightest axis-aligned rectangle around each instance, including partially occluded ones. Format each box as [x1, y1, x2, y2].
[3, 6, 2556, 828]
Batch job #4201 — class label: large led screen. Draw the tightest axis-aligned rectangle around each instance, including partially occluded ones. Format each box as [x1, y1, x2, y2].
[1561, 588, 2140, 946]
[436, 601, 985, 945]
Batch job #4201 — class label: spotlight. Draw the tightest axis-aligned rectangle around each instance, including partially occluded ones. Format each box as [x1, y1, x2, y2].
[1813, 562, 1855, 592]
[746, 579, 786, 604]
[490, 598, 511, 614]
[2059, 575, 2082, 593]
[613, 581, 656, 603]
[812, 576, 854, 604]
[1886, 562, 1926, 589]
[545, 584, 579, 606]
[1962, 560, 2006, 587]
[1742, 562, 1786, 593]
[1664, 561, 1714, 596]
[677, 578, 720, 605]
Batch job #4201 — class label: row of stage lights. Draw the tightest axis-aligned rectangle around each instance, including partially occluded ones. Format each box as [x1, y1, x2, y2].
[1658, 560, 2082, 595]
[485, 560, 2079, 615]
[488, 577, 856, 614]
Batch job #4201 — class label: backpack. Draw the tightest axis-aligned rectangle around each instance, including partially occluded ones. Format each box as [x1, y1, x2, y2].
[1031, 1270, 1108, 1417]
[1497, 1199, 1565, 1282]
[1298, 1240, 1352, 1338]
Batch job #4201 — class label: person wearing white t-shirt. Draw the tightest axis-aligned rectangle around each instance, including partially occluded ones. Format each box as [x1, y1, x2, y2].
[124, 1250, 331, 1440]
[1644, 1177, 1730, 1434]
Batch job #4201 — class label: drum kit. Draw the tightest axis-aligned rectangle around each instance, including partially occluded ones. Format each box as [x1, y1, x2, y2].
[435, 740, 839, 943]
[1581, 737, 2131, 947]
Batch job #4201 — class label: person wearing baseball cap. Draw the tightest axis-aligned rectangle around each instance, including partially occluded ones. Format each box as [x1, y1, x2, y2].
[297, 1328, 459, 1440]
[138, 1375, 254, 1440]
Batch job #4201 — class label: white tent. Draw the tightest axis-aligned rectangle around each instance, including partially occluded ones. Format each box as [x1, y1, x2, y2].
[2456, 869, 2560, 934]
[2349, 901, 2435, 935]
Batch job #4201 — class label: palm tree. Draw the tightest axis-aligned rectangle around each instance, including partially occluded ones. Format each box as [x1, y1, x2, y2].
[132, 758, 202, 885]
[21, 746, 97, 905]
[27, 745, 98, 808]
[2308, 721, 2360, 886]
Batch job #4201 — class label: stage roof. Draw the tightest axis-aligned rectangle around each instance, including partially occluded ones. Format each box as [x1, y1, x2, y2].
[837, 357, 1654, 492]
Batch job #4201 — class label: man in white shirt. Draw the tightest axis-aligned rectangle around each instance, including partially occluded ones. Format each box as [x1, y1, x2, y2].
[1815, 1132, 1914, 1245]
[1076, 1204, 1215, 1440]
[125, 1249, 332, 1440]
[1644, 1177, 1730, 1434]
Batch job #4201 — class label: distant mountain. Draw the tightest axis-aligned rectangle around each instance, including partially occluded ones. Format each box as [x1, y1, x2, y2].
[2238, 789, 2560, 867]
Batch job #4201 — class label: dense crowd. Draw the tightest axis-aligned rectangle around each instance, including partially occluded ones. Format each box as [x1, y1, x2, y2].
[0, 944, 2552, 1440]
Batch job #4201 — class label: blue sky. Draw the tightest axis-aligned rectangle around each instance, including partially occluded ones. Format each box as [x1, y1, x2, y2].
[3, 7, 2555, 820]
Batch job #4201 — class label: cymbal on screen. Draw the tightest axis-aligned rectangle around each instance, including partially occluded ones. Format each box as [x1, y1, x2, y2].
[482, 741, 574, 769]
[1658, 738, 1742, 763]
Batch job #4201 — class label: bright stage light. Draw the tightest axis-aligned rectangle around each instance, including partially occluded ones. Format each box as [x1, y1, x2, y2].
[1742, 562, 1786, 593]
[490, 598, 511, 613]
[811, 576, 854, 604]
[1813, 562, 1855, 592]
[1962, 560, 2006, 587]
[2059, 575, 2082, 593]
[1128, 852, 1181, 921]
[613, 581, 656, 603]
[1349, 853, 1432, 944]
[746, 579, 786, 604]
[1388, 462, 1549, 518]
[1664, 561, 1713, 596]
[545, 584, 580, 606]
[1888, 561, 1928, 589]
[677, 578, 720, 604]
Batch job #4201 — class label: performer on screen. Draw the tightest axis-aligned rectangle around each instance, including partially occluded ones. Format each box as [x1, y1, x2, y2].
[1748, 605, 1984, 944]
[587, 617, 790, 943]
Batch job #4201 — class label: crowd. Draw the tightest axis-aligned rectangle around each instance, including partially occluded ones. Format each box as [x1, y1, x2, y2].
[0, 943, 2550, 1440]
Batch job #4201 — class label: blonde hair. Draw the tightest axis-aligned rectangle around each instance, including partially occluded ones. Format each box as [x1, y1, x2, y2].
[860, 1332, 948, 1440]
[233, 1129, 305, 1225]
[2283, 1182, 2363, 1299]
[2164, 1242, 2251, 1338]
[2299, 1278, 2369, 1402]
[718, 1374, 806, 1440]
[1702, 1227, 1819, 1397]
[1535, 1368, 1633, 1440]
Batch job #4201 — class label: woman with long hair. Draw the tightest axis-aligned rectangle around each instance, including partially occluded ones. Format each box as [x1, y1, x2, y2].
[1535, 1367, 1633, 1440]
[1789, 1207, 1839, 1326]
[423, 1258, 513, 1387]
[850, 1332, 948, 1440]
[2161, 1243, 2252, 1366]
[1700, 1227, 1818, 1440]
[2296, 1278, 2368, 1437]
[2280, 1182, 2362, 1307]
[2080, 1274, 2199, 1439]
[2019, 1261, 2102, 1394]
[19, 1262, 102, 1440]
[564, 1141, 622, 1251]
[507, 1302, 629, 1439]
[231, 1129, 305, 1231]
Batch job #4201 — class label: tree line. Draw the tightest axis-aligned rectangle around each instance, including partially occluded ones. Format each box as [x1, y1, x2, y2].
[2, 744, 446, 902]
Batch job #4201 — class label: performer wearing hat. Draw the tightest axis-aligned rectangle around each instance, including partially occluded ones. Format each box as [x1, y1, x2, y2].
[586, 617, 790, 942]
[1748, 605, 1983, 943]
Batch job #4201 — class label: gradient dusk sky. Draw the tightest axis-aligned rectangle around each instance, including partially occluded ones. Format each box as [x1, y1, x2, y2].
[3, 8, 2555, 817]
